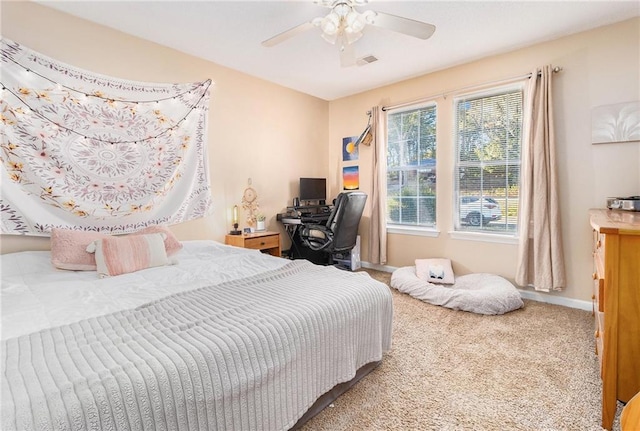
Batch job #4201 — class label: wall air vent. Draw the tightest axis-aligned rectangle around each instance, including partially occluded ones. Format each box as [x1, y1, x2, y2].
[356, 55, 378, 66]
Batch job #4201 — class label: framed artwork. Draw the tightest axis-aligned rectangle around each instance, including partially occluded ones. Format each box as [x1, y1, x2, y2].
[592, 101, 640, 144]
[343, 166, 359, 190]
[342, 136, 359, 161]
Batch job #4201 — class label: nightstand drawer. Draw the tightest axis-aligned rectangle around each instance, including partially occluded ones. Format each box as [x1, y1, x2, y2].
[225, 231, 281, 257]
[244, 235, 279, 250]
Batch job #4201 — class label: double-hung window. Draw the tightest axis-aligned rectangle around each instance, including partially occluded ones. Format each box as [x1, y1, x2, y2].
[454, 85, 523, 235]
[386, 103, 437, 229]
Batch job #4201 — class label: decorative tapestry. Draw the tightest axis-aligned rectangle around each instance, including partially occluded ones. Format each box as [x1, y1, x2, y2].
[0, 38, 213, 235]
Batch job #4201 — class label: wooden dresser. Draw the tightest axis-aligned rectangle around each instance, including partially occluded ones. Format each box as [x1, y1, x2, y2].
[589, 209, 640, 430]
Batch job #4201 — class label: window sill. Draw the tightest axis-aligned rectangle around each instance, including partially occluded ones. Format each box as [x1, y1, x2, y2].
[387, 226, 440, 237]
[448, 231, 519, 244]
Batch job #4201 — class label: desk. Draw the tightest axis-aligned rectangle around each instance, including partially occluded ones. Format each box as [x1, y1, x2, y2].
[278, 212, 330, 264]
[225, 231, 281, 257]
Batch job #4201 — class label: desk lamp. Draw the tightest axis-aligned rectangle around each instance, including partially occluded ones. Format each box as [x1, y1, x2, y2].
[354, 111, 373, 147]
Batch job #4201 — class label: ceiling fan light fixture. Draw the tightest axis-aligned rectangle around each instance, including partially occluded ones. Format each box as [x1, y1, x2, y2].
[333, 2, 351, 18]
[321, 31, 339, 44]
[317, 5, 365, 46]
[362, 10, 377, 25]
[344, 31, 362, 44]
[262, 0, 435, 68]
[344, 11, 366, 34]
[320, 13, 341, 35]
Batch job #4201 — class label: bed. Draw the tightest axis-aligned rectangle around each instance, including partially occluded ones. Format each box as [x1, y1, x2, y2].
[1, 240, 393, 431]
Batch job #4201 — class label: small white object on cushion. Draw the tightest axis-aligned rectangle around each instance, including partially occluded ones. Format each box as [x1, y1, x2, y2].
[51, 228, 108, 270]
[391, 266, 524, 315]
[415, 258, 455, 284]
[87, 232, 176, 278]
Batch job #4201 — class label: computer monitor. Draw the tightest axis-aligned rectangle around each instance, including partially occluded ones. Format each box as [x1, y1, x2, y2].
[299, 178, 326, 203]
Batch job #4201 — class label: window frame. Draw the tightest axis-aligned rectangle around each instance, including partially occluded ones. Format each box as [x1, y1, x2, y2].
[385, 101, 438, 233]
[452, 83, 525, 238]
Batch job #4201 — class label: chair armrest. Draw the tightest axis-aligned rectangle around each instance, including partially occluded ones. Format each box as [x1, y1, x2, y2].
[299, 224, 334, 251]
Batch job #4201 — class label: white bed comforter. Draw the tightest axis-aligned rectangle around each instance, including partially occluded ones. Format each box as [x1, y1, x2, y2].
[1, 241, 289, 340]
[1, 241, 393, 431]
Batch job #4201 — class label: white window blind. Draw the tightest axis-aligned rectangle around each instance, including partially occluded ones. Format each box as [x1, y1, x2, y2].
[454, 85, 524, 234]
[386, 103, 437, 228]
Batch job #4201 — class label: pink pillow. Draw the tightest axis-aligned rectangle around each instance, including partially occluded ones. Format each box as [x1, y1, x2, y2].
[133, 225, 182, 256]
[415, 258, 455, 285]
[50, 228, 108, 270]
[86, 233, 175, 278]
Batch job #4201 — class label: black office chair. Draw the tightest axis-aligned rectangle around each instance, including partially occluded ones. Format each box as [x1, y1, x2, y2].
[299, 191, 367, 270]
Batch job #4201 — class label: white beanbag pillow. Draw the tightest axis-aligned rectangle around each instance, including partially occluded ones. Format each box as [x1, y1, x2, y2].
[391, 266, 524, 315]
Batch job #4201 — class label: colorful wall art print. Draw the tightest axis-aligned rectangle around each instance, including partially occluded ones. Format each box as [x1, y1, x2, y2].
[342, 136, 359, 161]
[343, 166, 359, 190]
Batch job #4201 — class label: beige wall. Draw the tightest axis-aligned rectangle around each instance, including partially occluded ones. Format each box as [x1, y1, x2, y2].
[0, 1, 329, 253]
[329, 17, 640, 302]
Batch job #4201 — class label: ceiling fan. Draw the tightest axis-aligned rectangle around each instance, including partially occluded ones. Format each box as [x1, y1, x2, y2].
[261, 0, 436, 67]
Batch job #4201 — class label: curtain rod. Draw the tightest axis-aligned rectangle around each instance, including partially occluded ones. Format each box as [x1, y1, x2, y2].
[380, 66, 562, 112]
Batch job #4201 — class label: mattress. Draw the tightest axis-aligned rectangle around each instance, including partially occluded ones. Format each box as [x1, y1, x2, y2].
[1, 241, 393, 430]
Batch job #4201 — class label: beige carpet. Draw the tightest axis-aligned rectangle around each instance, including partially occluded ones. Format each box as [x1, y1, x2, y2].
[301, 269, 622, 431]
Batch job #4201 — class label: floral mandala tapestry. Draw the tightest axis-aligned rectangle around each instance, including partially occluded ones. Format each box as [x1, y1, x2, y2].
[0, 38, 213, 235]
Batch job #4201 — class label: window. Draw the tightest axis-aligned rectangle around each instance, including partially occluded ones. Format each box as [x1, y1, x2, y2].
[386, 103, 437, 228]
[454, 86, 523, 235]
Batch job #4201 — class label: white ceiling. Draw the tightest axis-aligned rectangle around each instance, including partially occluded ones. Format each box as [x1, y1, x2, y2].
[37, 1, 640, 101]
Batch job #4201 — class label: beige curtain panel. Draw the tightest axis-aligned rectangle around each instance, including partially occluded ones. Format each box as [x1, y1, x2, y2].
[516, 65, 566, 291]
[368, 106, 388, 265]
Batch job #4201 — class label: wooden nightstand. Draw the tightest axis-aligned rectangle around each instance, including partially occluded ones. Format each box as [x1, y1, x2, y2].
[225, 231, 281, 257]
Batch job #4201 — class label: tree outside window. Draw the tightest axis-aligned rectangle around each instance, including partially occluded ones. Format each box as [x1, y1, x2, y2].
[386, 104, 437, 227]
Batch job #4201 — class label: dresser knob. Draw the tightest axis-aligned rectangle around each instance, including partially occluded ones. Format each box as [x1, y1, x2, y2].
[592, 272, 597, 280]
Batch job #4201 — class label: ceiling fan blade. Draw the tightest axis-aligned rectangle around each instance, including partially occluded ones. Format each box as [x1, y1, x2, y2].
[262, 21, 316, 47]
[368, 11, 436, 40]
[339, 42, 357, 68]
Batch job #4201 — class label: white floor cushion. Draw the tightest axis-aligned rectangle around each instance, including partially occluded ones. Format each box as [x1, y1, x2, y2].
[391, 266, 524, 315]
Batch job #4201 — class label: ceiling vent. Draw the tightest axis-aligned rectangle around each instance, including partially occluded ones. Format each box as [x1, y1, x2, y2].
[356, 55, 378, 66]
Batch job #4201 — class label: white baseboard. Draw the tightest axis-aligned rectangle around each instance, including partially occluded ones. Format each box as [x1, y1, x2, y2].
[360, 261, 593, 312]
[360, 261, 398, 273]
[516, 289, 592, 311]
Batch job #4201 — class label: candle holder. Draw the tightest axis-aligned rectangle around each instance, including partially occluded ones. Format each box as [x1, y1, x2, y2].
[229, 223, 241, 235]
[229, 204, 241, 235]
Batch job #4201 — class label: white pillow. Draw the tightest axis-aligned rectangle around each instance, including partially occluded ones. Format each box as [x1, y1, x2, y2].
[86, 232, 175, 278]
[415, 258, 455, 285]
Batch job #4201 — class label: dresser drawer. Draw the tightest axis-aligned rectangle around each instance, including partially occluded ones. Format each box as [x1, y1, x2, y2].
[593, 273, 605, 313]
[244, 234, 280, 250]
[593, 230, 605, 253]
[597, 311, 605, 335]
[596, 311, 605, 377]
[593, 246, 605, 313]
[596, 326, 604, 377]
